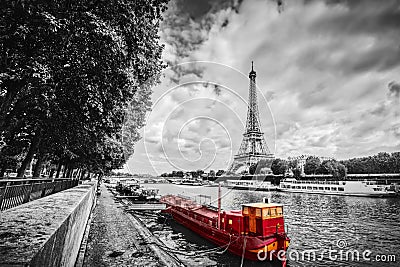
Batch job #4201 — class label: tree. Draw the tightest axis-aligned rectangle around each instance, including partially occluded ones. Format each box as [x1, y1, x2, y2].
[318, 159, 347, 179]
[288, 159, 299, 170]
[340, 152, 400, 174]
[304, 156, 321, 175]
[317, 160, 330, 175]
[249, 163, 258, 175]
[337, 163, 347, 180]
[292, 167, 302, 179]
[0, 0, 169, 177]
[216, 169, 225, 176]
[196, 169, 204, 178]
[271, 159, 288, 175]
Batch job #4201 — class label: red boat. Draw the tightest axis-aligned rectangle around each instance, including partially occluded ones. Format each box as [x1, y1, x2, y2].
[160, 188, 290, 264]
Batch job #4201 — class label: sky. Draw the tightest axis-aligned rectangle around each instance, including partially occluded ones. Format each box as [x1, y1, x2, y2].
[124, 0, 400, 175]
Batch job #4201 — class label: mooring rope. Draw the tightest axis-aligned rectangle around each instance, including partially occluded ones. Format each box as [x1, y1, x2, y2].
[240, 237, 247, 267]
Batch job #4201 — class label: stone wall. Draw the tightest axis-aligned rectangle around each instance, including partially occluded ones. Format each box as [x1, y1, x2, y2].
[0, 182, 96, 267]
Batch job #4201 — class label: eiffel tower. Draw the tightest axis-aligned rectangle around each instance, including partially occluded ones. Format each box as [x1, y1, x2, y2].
[227, 62, 274, 174]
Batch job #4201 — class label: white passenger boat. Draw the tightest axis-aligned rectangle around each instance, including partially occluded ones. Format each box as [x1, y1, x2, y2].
[224, 179, 278, 191]
[278, 178, 399, 197]
[180, 179, 203, 186]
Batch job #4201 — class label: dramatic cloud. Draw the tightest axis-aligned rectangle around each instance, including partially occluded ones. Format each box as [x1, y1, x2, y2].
[126, 0, 400, 174]
[388, 81, 400, 98]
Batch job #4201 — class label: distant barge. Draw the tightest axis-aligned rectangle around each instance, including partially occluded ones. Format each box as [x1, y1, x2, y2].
[160, 188, 290, 263]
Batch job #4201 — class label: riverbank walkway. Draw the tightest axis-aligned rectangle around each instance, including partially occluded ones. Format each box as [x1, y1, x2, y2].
[82, 184, 182, 267]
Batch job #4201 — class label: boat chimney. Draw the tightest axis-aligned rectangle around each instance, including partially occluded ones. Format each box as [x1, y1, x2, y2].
[263, 197, 271, 203]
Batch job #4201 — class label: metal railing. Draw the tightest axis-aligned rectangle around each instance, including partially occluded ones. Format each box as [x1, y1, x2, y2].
[0, 178, 79, 211]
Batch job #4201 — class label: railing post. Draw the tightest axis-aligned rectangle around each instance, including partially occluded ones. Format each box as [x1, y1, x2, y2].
[23, 183, 34, 203]
[52, 179, 56, 194]
[1, 182, 11, 211]
[0, 185, 7, 211]
[41, 183, 46, 198]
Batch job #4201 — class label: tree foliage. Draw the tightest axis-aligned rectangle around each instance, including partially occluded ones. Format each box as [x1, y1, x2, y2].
[318, 159, 347, 179]
[271, 158, 288, 175]
[216, 169, 225, 176]
[0, 0, 169, 177]
[292, 167, 302, 178]
[340, 152, 400, 174]
[304, 156, 321, 175]
[249, 163, 258, 175]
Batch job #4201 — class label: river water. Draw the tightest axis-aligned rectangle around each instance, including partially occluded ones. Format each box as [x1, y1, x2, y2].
[137, 184, 399, 267]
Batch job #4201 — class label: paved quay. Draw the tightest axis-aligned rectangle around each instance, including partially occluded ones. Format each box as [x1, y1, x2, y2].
[83, 184, 182, 267]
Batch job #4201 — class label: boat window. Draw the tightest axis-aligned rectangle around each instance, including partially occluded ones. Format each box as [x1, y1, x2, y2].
[338, 187, 344, 191]
[276, 207, 283, 216]
[331, 187, 337, 191]
[256, 208, 262, 217]
[307, 186, 312, 190]
[263, 209, 270, 218]
[313, 187, 318, 190]
[243, 207, 249, 215]
[271, 208, 276, 217]
[302, 186, 306, 189]
[319, 187, 324, 190]
[325, 187, 330, 190]
[229, 219, 232, 225]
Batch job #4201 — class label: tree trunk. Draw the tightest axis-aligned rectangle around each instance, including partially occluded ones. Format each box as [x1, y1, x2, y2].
[0, 86, 20, 131]
[55, 161, 62, 178]
[66, 164, 73, 178]
[49, 168, 55, 178]
[17, 133, 41, 177]
[60, 164, 66, 178]
[71, 168, 78, 178]
[80, 170, 86, 180]
[73, 168, 79, 179]
[63, 164, 69, 178]
[0, 167, 5, 178]
[33, 153, 45, 178]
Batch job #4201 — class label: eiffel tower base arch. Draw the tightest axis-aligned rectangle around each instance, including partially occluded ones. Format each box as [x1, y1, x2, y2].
[227, 154, 275, 175]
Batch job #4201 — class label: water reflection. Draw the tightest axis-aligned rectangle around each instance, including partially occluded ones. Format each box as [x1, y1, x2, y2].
[141, 184, 399, 266]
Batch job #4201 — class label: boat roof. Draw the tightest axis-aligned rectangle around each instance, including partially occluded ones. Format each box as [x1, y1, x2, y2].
[242, 203, 283, 208]
[193, 206, 219, 218]
[224, 210, 242, 216]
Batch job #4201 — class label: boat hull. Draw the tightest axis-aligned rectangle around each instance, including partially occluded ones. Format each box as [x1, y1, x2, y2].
[163, 206, 287, 262]
[277, 188, 397, 197]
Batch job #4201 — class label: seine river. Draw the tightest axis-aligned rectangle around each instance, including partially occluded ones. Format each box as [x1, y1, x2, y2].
[138, 184, 400, 267]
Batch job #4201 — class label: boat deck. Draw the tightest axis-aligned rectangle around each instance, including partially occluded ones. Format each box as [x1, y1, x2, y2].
[161, 195, 219, 218]
[192, 206, 219, 218]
